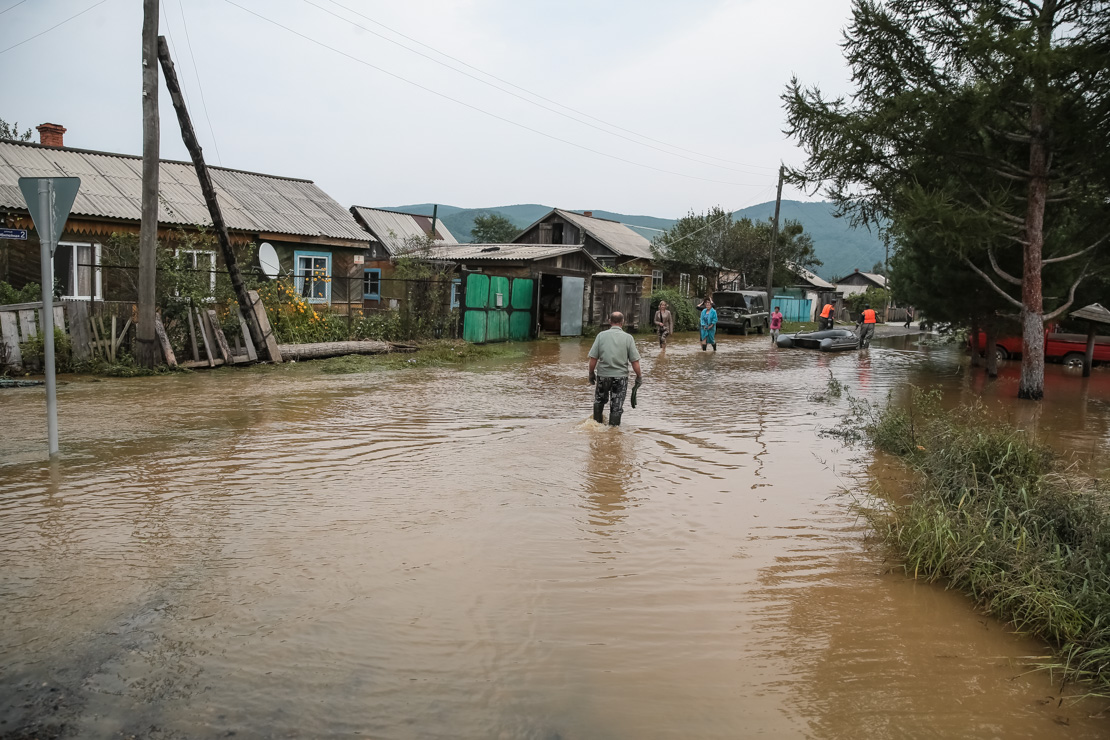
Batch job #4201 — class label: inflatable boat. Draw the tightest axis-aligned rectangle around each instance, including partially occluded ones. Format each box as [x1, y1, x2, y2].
[776, 328, 860, 352]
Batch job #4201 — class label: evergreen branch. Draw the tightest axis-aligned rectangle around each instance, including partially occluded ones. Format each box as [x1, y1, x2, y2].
[1044, 265, 1092, 323]
[988, 248, 1023, 285]
[963, 256, 1024, 309]
[1042, 233, 1108, 265]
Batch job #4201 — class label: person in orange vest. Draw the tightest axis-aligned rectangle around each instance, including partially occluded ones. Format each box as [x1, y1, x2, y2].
[819, 302, 835, 330]
[857, 304, 878, 348]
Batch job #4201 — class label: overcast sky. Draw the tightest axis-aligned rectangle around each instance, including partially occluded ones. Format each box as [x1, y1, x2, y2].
[2, 0, 857, 218]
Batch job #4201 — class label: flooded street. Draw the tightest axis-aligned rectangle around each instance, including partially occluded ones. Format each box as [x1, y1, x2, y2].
[2, 334, 1109, 738]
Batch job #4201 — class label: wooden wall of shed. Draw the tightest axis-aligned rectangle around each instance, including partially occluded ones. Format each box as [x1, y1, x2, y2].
[589, 276, 643, 330]
[515, 216, 581, 247]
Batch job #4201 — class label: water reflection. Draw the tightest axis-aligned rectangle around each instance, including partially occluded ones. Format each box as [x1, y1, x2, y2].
[581, 427, 637, 534]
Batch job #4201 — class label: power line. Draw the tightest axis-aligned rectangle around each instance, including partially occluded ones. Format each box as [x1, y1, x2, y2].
[223, 0, 767, 190]
[178, 0, 223, 165]
[0, 0, 29, 17]
[159, 0, 194, 111]
[653, 186, 779, 250]
[304, 0, 775, 177]
[0, 0, 111, 56]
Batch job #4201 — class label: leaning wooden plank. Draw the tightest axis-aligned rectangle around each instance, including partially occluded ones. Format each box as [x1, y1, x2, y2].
[66, 301, 92, 361]
[154, 314, 177, 367]
[0, 301, 44, 312]
[237, 309, 258, 362]
[247, 290, 282, 363]
[206, 309, 233, 363]
[0, 311, 22, 369]
[185, 308, 200, 362]
[18, 310, 37, 342]
[89, 315, 104, 360]
[112, 318, 133, 362]
[194, 307, 215, 367]
[276, 341, 408, 361]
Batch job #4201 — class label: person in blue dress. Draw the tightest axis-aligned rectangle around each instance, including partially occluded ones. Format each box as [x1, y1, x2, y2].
[700, 298, 717, 352]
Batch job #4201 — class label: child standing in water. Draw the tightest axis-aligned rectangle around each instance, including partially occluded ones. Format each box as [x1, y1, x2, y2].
[654, 300, 674, 348]
[700, 299, 717, 351]
[769, 306, 783, 344]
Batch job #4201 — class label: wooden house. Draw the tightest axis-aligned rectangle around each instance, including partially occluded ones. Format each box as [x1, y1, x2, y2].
[428, 243, 604, 340]
[349, 206, 458, 310]
[835, 268, 888, 297]
[0, 128, 370, 311]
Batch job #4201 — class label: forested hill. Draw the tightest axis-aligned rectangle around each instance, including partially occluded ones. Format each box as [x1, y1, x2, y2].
[385, 201, 885, 282]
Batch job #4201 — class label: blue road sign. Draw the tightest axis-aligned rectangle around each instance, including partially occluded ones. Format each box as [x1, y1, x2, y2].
[0, 228, 28, 240]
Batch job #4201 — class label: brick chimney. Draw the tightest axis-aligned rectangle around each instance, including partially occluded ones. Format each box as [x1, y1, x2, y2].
[583, 210, 593, 218]
[36, 123, 66, 147]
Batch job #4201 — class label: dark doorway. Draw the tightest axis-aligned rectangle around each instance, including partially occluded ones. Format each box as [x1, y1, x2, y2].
[539, 273, 563, 333]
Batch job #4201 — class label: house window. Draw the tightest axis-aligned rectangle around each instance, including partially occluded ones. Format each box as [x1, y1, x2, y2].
[696, 275, 708, 296]
[652, 270, 663, 291]
[552, 223, 564, 245]
[53, 241, 101, 300]
[679, 273, 690, 296]
[181, 249, 217, 294]
[450, 278, 461, 309]
[363, 268, 381, 300]
[294, 250, 331, 303]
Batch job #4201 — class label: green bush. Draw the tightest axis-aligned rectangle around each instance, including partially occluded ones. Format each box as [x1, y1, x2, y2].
[650, 287, 698, 332]
[19, 327, 73, 373]
[853, 389, 1110, 694]
[0, 280, 41, 305]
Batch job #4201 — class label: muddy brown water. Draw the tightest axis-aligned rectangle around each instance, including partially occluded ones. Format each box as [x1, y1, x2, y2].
[1, 333, 1108, 738]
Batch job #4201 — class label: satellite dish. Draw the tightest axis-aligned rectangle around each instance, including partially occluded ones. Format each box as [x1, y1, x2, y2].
[258, 242, 280, 279]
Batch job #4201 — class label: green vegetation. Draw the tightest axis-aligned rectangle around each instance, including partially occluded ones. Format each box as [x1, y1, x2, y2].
[0, 280, 41, 305]
[843, 286, 890, 319]
[649, 288, 698, 332]
[848, 389, 1110, 694]
[469, 213, 519, 243]
[0, 118, 33, 142]
[318, 341, 526, 374]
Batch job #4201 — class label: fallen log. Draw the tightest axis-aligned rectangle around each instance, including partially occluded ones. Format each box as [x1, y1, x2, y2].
[277, 341, 416, 362]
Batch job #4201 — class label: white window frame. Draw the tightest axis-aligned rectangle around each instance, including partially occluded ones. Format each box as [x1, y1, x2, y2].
[55, 241, 102, 300]
[180, 248, 217, 296]
[652, 269, 663, 291]
[679, 273, 690, 297]
[696, 275, 708, 296]
[294, 250, 331, 304]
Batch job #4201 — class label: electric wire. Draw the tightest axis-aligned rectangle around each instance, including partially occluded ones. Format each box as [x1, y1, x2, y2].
[0, 0, 29, 17]
[654, 186, 778, 250]
[304, 0, 774, 177]
[223, 0, 767, 190]
[321, 0, 777, 173]
[0, 0, 111, 56]
[159, 0, 195, 113]
[178, 0, 223, 165]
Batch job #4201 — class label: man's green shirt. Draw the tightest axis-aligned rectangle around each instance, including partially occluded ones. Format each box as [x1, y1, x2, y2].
[588, 326, 640, 378]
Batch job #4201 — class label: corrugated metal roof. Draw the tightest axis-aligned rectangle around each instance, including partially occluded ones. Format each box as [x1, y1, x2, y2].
[790, 262, 835, 289]
[428, 243, 598, 264]
[350, 206, 457, 255]
[553, 209, 654, 260]
[0, 140, 369, 243]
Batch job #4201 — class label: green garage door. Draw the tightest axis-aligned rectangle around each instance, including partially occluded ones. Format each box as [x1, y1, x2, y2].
[460, 274, 534, 344]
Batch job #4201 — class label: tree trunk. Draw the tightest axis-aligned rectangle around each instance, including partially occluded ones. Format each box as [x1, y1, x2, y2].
[969, 315, 981, 368]
[135, 0, 160, 367]
[1018, 101, 1048, 401]
[277, 341, 411, 361]
[984, 322, 998, 378]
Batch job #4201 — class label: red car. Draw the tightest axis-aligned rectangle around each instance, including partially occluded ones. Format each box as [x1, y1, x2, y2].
[976, 326, 1110, 366]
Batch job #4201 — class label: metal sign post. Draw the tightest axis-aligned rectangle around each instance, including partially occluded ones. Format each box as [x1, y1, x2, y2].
[17, 177, 80, 457]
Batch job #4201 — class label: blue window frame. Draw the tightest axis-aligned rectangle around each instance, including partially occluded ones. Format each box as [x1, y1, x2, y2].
[294, 250, 331, 303]
[364, 268, 382, 300]
[450, 278, 461, 308]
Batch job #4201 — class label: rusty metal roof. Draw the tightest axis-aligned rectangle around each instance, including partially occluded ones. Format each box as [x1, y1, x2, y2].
[350, 206, 457, 255]
[0, 140, 369, 243]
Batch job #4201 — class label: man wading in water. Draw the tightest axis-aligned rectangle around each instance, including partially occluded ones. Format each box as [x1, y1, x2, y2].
[588, 311, 643, 426]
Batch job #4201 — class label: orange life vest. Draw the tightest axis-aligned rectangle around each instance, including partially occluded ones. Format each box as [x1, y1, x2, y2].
[862, 309, 877, 324]
[820, 304, 833, 318]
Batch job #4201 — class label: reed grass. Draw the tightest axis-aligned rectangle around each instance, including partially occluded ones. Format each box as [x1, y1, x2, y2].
[852, 389, 1110, 694]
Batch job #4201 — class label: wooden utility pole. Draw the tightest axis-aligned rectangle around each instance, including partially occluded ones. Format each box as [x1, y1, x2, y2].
[135, 0, 160, 367]
[764, 165, 784, 306]
[156, 36, 279, 362]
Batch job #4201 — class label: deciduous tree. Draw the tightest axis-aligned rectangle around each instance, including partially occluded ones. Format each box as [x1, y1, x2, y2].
[469, 213, 518, 244]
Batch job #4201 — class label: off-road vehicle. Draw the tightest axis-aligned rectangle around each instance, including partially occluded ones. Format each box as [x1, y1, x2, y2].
[711, 290, 769, 335]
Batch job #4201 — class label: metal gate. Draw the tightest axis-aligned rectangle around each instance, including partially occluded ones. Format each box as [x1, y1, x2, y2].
[773, 296, 812, 323]
[461, 273, 534, 343]
[560, 276, 584, 336]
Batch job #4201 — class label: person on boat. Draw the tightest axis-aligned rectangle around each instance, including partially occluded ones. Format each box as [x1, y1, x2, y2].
[700, 299, 717, 351]
[588, 311, 642, 426]
[857, 304, 878, 348]
[654, 300, 675, 349]
[819, 302, 835, 330]
[769, 306, 783, 344]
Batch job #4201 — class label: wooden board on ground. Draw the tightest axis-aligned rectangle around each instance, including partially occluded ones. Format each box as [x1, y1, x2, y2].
[237, 309, 258, 362]
[181, 357, 226, 369]
[0, 311, 22, 368]
[66, 301, 92, 361]
[154, 314, 177, 367]
[194, 307, 215, 367]
[277, 341, 401, 361]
